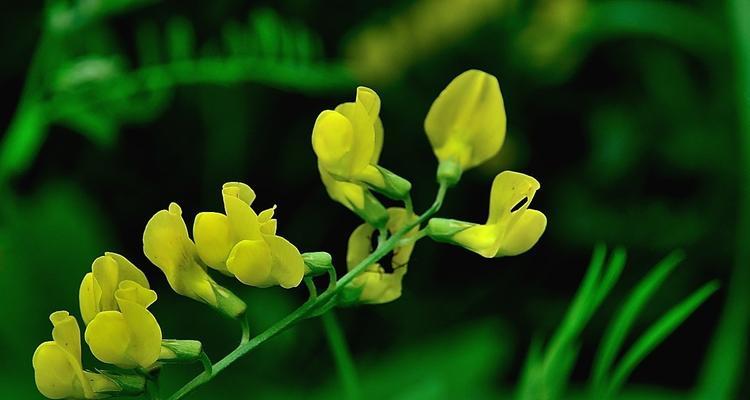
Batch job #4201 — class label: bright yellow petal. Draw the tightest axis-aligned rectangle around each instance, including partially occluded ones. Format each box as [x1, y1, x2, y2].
[222, 181, 256, 205]
[222, 186, 262, 241]
[258, 206, 278, 235]
[226, 239, 273, 287]
[116, 283, 162, 369]
[116, 280, 157, 308]
[335, 100, 375, 176]
[79, 273, 99, 325]
[452, 224, 499, 258]
[32, 342, 84, 399]
[266, 234, 305, 289]
[355, 86, 381, 122]
[82, 252, 149, 326]
[346, 223, 376, 270]
[143, 202, 217, 306]
[312, 110, 355, 176]
[424, 69, 506, 169]
[50, 311, 81, 363]
[496, 209, 547, 257]
[105, 252, 149, 288]
[487, 171, 540, 226]
[193, 211, 234, 272]
[85, 311, 134, 368]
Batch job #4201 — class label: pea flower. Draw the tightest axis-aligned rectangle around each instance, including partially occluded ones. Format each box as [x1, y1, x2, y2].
[33, 311, 122, 399]
[312, 86, 411, 200]
[424, 69, 506, 184]
[83, 280, 161, 369]
[426, 171, 546, 257]
[143, 202, 246, 318]
[193, 182, 305, 288]
[342, 208, 418, 304]
[79, 252, 150, 325]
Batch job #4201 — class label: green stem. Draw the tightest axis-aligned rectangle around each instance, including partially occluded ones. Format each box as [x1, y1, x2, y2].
[304, 276, 318, 299]
[321, 311, 360, 400]
[696, 1, 750, 398]
[327, 266, 338, 291]
[239, 314, 250, 346]
[167, 182, 448, 400]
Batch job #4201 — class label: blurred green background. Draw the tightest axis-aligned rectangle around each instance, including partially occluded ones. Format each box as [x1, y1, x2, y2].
[1, 0, 748, 398]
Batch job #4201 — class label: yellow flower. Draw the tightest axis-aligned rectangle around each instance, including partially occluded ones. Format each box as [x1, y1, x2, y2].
[312, 87, 411, 200]
[143, 202, 246, 318]
[193, 182, 305, 288]
[33, 311, 119, 399]
[84, 281, 162, 369]
[426, 171, 546, 257]
[344, 208, 418, 304]
[79, 252, 150, 325]
[424, 69, 506, 184]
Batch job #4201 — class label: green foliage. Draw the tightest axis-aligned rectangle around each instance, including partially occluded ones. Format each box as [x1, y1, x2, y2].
[0, 4, 353, 183]
[517, 245, 717, 400]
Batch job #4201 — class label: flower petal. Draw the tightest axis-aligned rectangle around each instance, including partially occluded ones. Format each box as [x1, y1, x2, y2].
[496, 209, 547, 257]
[116, 284, 162, 368]
[487, 171, 540, 226]
[79, 273, 99, 325]
[266, 234, 305, 289]
[85, 311, 133, 368]
[32, 342, 83, 399]
[312, 110, 355, 177]
[143, 202, 217, 306]
[226, 239, 273, 287]
[193, 211, 233, 272]
[222, 185, 262, 241]
[424, 69, 506, 169]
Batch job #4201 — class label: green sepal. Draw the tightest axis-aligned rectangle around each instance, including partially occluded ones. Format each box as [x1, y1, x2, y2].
[303, 252, 334, 277]
[159, 339, 203, 363]
[336, 283, 366, 307]
[354, 189, 389, 228]
[94, 369, 147, 396]
[211, 281, 247, 319]
[437, 159, 462, 187]
[425, 218, 475, 243]
[363, 166, 412, 200]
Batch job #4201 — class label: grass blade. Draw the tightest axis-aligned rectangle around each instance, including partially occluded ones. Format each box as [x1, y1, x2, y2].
[605, 281, 720, 397]
[591, 250, 684, 392]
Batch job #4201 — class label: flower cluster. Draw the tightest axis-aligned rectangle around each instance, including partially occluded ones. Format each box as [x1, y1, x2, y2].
[33, 183, 306, 399]
[313, 69, 546, 304]
[33, 68, 546, 399]
[33, 253, 158, 399]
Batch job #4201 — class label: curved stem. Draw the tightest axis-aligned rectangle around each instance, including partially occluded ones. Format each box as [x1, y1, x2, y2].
[239, 315, 250, 346]
[304, 276, 318, 299]
[321, 311, 360, 399]
[167, 182, 448, 400]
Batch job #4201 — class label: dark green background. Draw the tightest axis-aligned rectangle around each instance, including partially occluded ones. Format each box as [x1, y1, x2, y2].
[1, 0, 746, 398]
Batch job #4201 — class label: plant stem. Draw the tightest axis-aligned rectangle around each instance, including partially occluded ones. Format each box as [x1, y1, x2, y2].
[239, 314, 250, 346]
[304, 276, 318, 299]
[321, 311, 360, 400]
[696, 0, 750, 398]
[167, 181, 448, 400]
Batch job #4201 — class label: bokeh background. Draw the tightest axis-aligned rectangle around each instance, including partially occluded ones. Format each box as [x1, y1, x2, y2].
[1, 0, 747, 398]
